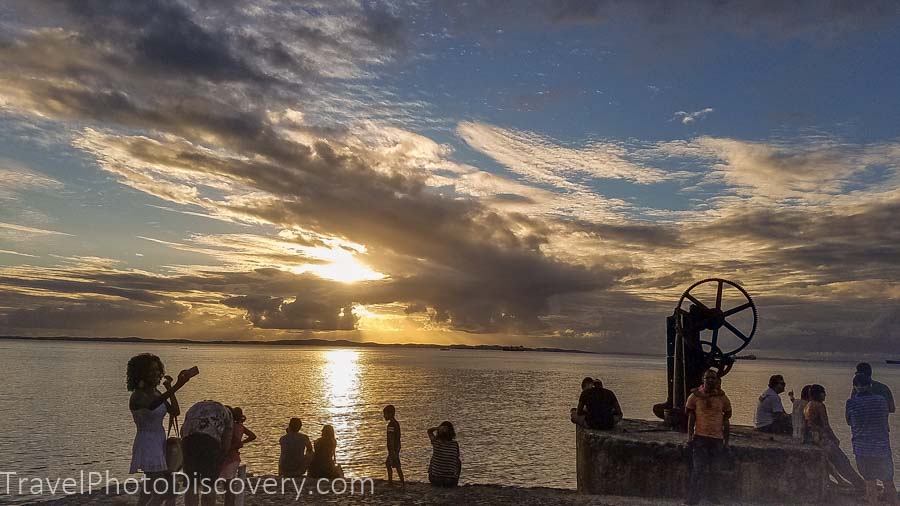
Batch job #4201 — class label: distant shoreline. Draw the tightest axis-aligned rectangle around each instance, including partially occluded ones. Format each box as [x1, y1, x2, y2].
[0, 335, 597, 355]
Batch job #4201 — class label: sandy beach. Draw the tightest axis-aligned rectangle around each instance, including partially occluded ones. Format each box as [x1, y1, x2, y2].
[34, 478, 870, 506]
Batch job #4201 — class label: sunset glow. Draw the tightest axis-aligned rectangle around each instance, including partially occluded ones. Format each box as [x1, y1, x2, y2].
[1, 2, 899, 354]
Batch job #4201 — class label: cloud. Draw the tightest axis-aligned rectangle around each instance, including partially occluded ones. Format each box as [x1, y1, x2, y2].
[672, 108, 714, 125]
[655, 136, 900, 202]
[433, 0, 900, 44]
[458, 121, 670, 185]
[0, 222, 72, 236]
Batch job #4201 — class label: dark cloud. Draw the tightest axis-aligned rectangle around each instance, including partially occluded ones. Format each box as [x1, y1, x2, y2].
[434, 0, 900, 40]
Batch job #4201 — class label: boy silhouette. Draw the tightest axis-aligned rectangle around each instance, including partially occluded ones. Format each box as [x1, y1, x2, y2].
[383, 405, 404, 486]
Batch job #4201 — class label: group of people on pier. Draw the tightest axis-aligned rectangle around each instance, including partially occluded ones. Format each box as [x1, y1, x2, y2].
[126, 353, 461, 506]
[572, 362, 896, 506]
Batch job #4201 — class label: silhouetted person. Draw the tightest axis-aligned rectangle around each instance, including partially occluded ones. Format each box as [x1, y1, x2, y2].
[804, 385, 865, 491]
[571, 376, 595, 427]
[850, 363, 895, 414]
[127, 353, 193, 506]
[789, 385, 812, 442]
[576, 378, 623, 430]
[222, 407, 256, 506]
[846, 374, 897, 505]
[755, 374, 792, 434]
[182, 400, 233, 506]
[685, 369, 731, 505]
[307, 425, 342, 479]
[383, 405, 404, 486]
[427, 421, 461, 487]
[279, 418, 313, 478]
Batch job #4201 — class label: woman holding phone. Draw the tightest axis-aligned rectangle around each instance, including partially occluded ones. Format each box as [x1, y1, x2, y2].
[126, 354, 196, 506]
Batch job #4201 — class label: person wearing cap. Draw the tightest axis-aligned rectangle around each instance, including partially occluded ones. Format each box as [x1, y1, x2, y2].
[846, 374, 896, 505]
[850, 363, 895, 414]
[754, 374, 792, 434]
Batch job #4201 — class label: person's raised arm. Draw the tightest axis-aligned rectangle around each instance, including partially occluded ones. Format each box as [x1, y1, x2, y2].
[242, 426, 257, 445]
[427, 426, 438, 443]
[133, 369, 193, 411]
[162, 375, 180, 417]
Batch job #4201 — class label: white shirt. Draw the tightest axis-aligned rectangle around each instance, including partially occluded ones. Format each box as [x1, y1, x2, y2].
[754, 388, 785, 428]
[182, 400, 233, 442]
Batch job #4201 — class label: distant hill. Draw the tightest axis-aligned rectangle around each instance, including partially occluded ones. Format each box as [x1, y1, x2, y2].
[0, 335, 595, 354]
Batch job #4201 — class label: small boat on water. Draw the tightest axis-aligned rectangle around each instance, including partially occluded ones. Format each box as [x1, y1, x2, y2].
[887, 359, 900, 365]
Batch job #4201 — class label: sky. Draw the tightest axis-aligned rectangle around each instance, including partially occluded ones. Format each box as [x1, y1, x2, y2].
[1, 1, 899, 355]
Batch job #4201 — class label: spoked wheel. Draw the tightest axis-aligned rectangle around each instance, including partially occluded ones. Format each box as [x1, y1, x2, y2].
[675, 278, 758, 364]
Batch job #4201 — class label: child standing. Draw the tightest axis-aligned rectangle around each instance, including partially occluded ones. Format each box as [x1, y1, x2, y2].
[383, 405, 404, 486]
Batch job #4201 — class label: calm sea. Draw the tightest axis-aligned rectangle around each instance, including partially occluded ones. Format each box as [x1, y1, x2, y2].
[1, 339, 898, 502]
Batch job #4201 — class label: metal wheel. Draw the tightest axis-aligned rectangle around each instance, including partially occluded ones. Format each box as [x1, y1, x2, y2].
[675, 278, 758, 358]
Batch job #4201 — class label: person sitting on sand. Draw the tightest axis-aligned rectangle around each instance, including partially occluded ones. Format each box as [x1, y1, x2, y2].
[576, 378, 623, 430]
[307, 424, 342, 480]
[427, 421, 461, 487]
[127, 353, 193, 506]
[685, 369, 731, 506]
[221, 407, 257, 506]
[754, 374, 792, 434]
[279, 417, 313, 478]
[804, 384, 865, 491]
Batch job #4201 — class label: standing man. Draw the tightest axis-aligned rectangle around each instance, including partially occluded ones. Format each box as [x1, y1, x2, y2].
[846, 374, 896, 505]
[755, 374, 792, 434]
[685, 369, 732, 506]
[851, 363, 895, 414]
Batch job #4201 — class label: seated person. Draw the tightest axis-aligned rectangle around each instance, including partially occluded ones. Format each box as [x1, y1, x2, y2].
[571, 377, 595, 426]
[307, 425, 342, 479]
[754, 374, 792, 434]
[279, 418, 313, 477]
[427, 421, 461, 487]
[576, 378, 623, 430]
[804, 384, 865, 490]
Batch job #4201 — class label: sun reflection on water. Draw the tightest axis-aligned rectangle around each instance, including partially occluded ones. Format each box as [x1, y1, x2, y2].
[322, 349, 360, 433]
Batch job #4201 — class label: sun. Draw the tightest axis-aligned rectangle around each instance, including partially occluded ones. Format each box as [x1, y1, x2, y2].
[287, 246, 385, 283]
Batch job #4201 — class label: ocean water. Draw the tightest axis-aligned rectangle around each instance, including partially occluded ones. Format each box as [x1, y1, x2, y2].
[1, 339, 898, 502]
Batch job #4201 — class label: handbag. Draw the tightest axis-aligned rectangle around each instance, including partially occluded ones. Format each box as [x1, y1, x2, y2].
[165, 414, 184, 472]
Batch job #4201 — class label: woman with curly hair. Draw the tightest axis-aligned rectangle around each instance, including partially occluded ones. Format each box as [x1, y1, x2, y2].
[127, 353, 194, 506]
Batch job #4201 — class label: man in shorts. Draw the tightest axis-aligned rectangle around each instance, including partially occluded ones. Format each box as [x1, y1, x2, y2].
[846, 374, 896, 505]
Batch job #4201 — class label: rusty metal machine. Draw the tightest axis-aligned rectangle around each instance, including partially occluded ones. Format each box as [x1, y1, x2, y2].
[653, 278, 757, 428]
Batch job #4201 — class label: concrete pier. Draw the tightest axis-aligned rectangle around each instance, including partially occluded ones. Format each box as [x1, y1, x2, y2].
[576, 419, 828, 503]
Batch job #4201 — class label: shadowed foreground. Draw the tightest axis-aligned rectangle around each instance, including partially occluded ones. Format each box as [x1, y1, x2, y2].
[37, 479, 866, 505]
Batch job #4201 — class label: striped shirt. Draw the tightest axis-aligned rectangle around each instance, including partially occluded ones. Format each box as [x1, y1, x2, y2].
[428, 439, 460, 479]
[845, 393, 891, 457]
